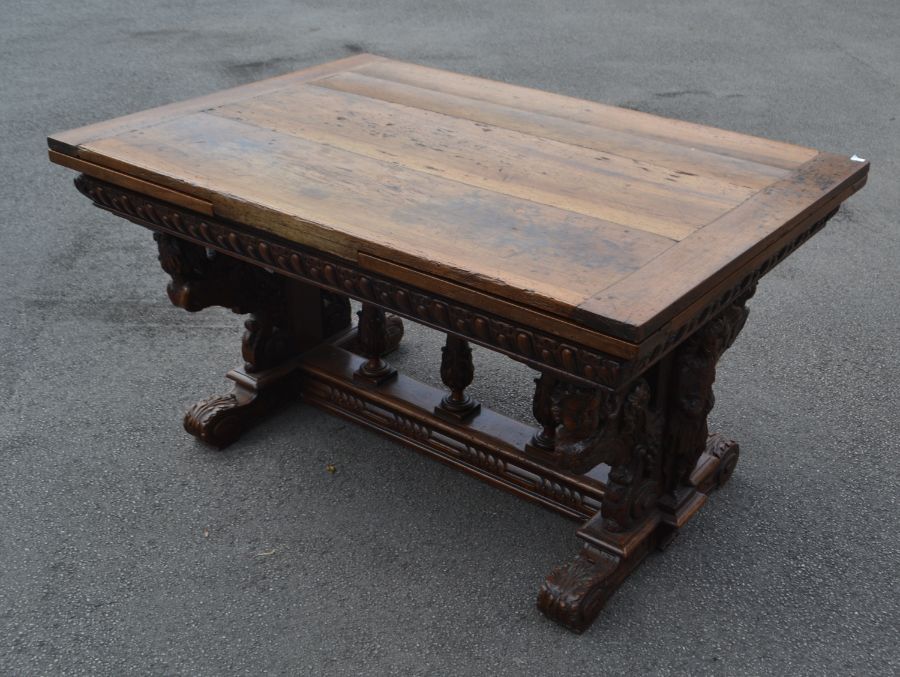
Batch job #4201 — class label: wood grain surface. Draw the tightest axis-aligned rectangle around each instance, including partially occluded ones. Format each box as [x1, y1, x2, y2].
[48, 54, 869, 344]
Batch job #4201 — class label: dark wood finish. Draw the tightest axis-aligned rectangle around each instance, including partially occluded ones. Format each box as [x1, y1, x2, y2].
[539, 535, 651, 634]
[293, 340, 734, 524]
[183, 360, 301, 449]
[660, 294, 751, 505]
[537, 295, 751, 631]
[49, 56, 868, 632]
[528, 372, 558, 451]
[435, 335, 480, 422]
[153, 229, 352, 447]
[538, 430, 739, 633]
[299, 341, 604, 520]
[691, 434, 741, 494]
[353, 302, 398, 384]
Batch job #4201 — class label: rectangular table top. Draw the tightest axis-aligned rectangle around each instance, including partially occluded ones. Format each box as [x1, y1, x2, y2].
[49, 54, 868, 356]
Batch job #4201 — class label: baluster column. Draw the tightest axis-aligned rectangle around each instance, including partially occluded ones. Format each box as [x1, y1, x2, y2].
[528, 372, 558, 450]
[354, 302, 397, 384]
[434, 334, 480, 421]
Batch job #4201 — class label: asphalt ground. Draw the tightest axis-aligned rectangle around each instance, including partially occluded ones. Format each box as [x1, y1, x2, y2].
[2, 1, 898, 675]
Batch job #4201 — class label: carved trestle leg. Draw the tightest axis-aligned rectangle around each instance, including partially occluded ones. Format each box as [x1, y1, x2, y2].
[537, 293, 753, 632]
[434, 335, 481, 421]
[154, 232, 352, 448]
[656, 290, 753, 530]
[535, 373, 663, 632]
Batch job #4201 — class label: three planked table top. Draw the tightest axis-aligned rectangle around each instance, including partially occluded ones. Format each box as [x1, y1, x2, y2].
[48, 53, 869, 360]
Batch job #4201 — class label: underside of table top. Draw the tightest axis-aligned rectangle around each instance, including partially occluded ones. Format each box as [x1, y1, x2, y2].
[48, 53, 868, 351]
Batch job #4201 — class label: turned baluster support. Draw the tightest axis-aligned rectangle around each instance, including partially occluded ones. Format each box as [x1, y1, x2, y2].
[528, 372, 557, 450]
[354, 302, 398, 384]
[435, 334, 480, 421]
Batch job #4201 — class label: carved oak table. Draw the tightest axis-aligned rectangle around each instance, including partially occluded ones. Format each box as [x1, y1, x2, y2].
[48, 54, 868, 632]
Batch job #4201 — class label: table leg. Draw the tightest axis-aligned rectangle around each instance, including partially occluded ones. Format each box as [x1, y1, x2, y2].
[154, 232, 353, 448]
[656, 297, 750, 531]
[537, 295, 752, 631]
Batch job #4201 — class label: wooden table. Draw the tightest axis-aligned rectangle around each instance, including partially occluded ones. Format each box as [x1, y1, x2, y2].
[48, 54, 868, 632]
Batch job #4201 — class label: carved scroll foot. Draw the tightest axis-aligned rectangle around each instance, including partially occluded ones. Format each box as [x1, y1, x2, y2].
[185, 389, 261, 449]
[689, 433, 741, 495]
[539, 510, 657, 632]
[184, 361, 299, 449]
[538, 545, 624, 633]
[655, 435, 740, 548]
[704, 433, 740, 489]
